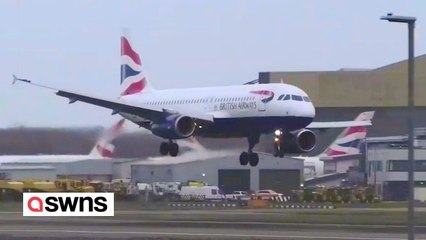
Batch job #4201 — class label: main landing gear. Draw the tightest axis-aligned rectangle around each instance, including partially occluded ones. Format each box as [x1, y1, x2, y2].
[239, 135, 260, 167]
[160, 140, 179, 157]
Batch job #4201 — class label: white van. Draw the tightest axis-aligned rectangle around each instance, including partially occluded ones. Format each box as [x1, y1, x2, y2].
[179, 186, 224, 201]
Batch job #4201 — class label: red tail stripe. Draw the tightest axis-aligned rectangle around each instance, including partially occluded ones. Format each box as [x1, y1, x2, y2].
[121, 37, 141, 65]
[97, 145, 113, 158]
[343, 126, 366, 136]
[121, 79, 145, 96]
[325, 149, 347, 156]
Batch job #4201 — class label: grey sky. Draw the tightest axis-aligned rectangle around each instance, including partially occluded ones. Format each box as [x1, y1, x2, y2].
[1, 0, 425, 128]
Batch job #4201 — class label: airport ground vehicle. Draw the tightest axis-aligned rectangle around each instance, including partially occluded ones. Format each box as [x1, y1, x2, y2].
[255, 189, 284, 200]
[225, 191, 250, 200]
[179, 186, 224, 201]
[23, 180, 58, 192]
[149, 182, 181, 201]
[0, 180, 23, 200]
[54, 179, 94, 192]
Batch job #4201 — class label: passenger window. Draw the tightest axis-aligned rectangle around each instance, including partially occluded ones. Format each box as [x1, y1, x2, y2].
[291, 95, 303, 101]
[211, 189, 217, 195]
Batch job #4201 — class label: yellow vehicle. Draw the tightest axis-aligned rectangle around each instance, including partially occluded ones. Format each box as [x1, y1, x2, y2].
[23, 180, 58, 192]
[0, 180, 23, 201]
[54, 179, 94, 192]
[70, 180, 94, 192]
[187, 180, 206, 187]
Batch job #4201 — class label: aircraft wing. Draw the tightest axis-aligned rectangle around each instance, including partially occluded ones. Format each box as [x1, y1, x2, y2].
[306, 120, 372, 129]
[13, 76, 214, 123]
[57, 90, 214, 122]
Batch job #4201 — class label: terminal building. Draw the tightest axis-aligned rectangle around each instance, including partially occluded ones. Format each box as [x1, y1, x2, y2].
[367, 129, 426, 201]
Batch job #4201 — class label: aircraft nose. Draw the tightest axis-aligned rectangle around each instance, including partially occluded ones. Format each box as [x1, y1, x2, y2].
[298, 103, 315, 119]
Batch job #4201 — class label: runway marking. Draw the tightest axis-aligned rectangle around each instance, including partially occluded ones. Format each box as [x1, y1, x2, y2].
[0, 229, 423, 240]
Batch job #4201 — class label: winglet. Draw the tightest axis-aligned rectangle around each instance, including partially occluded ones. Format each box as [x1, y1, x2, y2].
[12, 74, 31, 85]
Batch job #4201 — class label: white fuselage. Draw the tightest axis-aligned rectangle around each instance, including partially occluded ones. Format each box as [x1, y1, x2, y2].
[119, 83, 316, 137]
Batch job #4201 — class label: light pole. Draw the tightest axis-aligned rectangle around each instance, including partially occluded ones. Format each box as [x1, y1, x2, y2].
[380, 13, 416, 240]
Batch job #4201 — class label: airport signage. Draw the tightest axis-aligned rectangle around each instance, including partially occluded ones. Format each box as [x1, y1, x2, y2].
[23, 192, 114, 216]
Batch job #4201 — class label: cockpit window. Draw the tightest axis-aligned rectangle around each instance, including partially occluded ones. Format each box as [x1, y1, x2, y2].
[291, 95, 303, 101]
[303, 96, 311, 102]
[277, 94, 285, 100]
[283, 95, 290, 100]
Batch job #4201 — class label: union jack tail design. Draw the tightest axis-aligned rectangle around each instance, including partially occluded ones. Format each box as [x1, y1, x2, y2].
[89, 119, 126, 158]
[94, 142, 115, 158]
[120, 35, 152, 96]
[323, 111, 375, 157]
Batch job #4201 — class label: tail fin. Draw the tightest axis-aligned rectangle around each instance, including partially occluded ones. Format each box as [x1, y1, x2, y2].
[89, 119, 126, 158]
[323, 111, 375, 157]
[120, 34, 153, 96]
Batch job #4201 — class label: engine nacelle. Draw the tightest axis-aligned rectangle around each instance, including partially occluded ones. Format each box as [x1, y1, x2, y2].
[280, 129, 316, 153]
[151, 115, 195, 139]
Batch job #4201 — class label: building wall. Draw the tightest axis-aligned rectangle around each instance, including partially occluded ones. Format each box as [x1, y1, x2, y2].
[2, 159, 114, 181]
[0, 168, 56, 181]
[131, 154, 303, 191]
[112, 160, 137, 180]
[367, 148, 426, 200]
[52, 159, 113, 176]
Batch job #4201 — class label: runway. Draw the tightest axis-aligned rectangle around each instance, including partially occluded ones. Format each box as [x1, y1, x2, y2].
[1, 209, 426, 240]
[0, 225, 423, 240]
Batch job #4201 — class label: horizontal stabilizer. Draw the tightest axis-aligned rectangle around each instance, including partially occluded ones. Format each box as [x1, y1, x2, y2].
[307, 120, 371, 129]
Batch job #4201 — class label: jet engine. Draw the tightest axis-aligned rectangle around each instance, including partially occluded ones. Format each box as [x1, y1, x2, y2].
[280, 129, 316, 153]
[151, 115, 195, 139]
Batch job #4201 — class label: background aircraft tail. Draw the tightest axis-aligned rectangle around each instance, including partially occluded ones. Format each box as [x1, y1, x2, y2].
[89, 119, 126, 158]
[120, 33, 153, 96]
[322, 111, 375, 157]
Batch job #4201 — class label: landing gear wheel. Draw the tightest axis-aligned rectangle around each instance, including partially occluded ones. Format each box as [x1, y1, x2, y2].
[169, 143, 179, 157]
[239, 152, 249, 166]
[160, 142, 169, 155]
[249, 153, 259, 167]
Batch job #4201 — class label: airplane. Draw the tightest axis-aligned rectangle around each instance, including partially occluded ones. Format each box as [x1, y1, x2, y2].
[13, 35, 372, 167]
[296, 111, 375, 178]
[0, 119, 125, 164]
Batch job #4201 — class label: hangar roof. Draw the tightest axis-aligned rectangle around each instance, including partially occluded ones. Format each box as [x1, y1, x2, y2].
[0, 164, 55, 170]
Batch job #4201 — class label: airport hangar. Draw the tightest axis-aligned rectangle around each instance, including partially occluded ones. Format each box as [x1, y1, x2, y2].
[0, 152, 304, 195]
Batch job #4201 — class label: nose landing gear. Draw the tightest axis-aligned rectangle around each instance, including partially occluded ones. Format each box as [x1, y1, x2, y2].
[273, 129, 284, 158]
